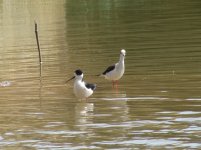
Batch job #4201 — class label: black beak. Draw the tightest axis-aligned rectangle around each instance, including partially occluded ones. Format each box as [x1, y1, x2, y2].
[66, 76, 75, 83]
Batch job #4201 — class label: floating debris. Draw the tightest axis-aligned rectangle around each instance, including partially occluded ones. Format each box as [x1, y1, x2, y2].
[0, 81, 11, 87]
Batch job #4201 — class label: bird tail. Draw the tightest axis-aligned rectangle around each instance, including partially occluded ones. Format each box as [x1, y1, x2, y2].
[96, 74, 105, 77]
[88, 74, 103, 77]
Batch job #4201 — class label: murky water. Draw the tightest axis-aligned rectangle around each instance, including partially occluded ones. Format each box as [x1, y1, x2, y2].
[0, 0, 201, 149]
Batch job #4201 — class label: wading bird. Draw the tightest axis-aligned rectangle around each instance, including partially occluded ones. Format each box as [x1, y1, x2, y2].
[66, 69, 96, 100]
[98, 49, 126, 89]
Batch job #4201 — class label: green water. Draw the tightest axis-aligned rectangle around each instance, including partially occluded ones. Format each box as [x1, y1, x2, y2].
[0, 0, 201, 149]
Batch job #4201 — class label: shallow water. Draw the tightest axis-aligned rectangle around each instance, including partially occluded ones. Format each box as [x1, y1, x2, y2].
[0, 0, 201, 149]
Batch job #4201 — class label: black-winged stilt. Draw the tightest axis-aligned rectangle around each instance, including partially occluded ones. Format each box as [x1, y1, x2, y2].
[66, 69, 96, 99]
[99, 49, 126, 88]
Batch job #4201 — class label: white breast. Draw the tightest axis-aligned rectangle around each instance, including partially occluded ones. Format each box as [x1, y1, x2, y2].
[73, 81, 93, 99]
[105, 62, 125, 81]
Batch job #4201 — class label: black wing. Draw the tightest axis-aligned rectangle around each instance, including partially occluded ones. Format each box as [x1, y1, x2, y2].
[85, 83, 96, 91]
[102, 65, 115, 75]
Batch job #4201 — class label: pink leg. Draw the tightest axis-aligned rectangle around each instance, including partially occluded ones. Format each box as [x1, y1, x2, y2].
[116, 80, 118, 89]
[112, 81, 115, 89]
[114, 80, 118, 92]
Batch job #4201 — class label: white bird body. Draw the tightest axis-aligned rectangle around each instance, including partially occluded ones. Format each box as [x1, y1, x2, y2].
[101, 49, 126, 85]
[73, 79, 93, 99]
[103, 55, 125, 81]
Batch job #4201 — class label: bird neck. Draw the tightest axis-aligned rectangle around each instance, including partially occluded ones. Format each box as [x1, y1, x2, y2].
[119, 54, 125, 64]
[75, 77, 83, 82]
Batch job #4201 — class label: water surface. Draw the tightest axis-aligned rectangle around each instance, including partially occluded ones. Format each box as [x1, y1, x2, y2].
[0, 0, 201, 149]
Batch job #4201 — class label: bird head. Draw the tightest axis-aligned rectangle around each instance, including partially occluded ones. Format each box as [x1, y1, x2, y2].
[66, 69, 83, 83]
[120, 49, 126, 57]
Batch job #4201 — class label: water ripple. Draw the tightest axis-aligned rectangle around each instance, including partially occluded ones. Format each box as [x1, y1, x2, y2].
[93, 138, 181, 146]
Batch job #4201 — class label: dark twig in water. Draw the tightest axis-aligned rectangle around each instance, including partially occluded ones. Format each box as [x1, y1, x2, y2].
[34, 21, 42, 106]
[34, 21, 42, 78]
[35, 21, 42, 64]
